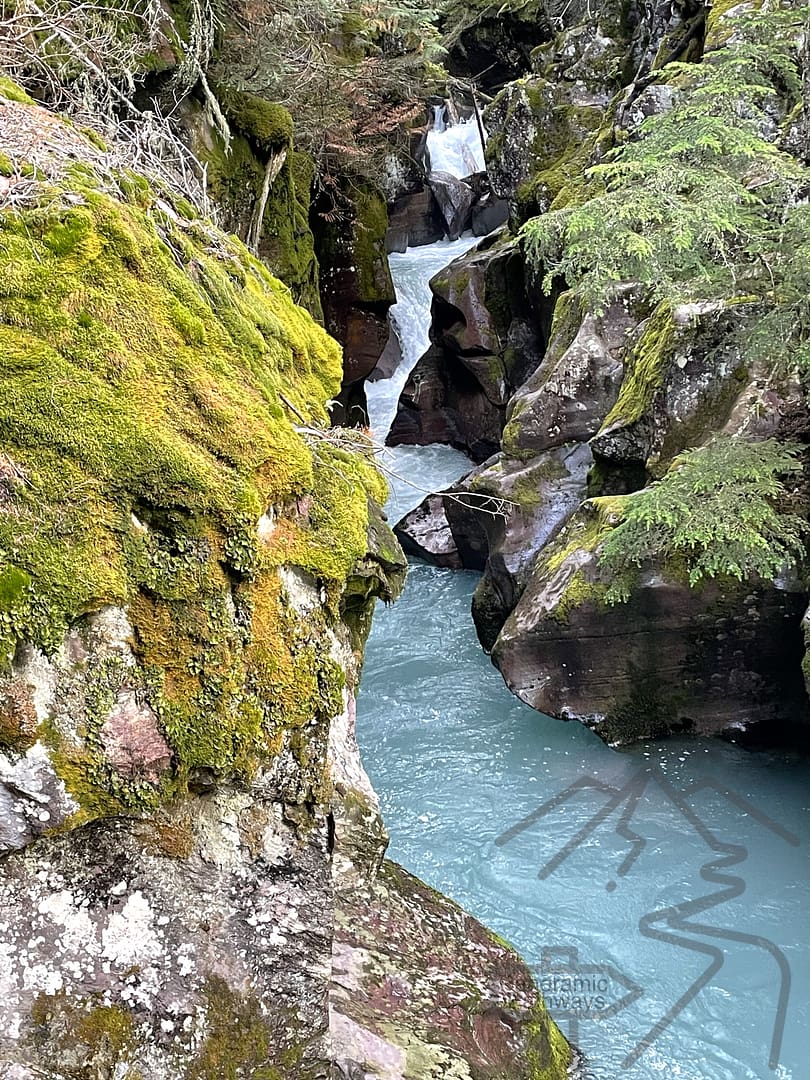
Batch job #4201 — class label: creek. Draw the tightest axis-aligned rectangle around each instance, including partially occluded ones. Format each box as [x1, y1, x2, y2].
[357, 118, 810, 1080]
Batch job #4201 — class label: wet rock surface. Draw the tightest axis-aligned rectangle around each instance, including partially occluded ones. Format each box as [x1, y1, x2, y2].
[493, 536, 810, 748]
[428, 170, 474, 241]
[387, 231, 556, 462]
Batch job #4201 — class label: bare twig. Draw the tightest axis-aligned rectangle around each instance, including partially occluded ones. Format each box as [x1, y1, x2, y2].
[294, 422, 516, 518]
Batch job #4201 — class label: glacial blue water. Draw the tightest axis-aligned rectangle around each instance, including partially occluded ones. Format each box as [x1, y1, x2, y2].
[357, 564, 810, 1080]
[357, 214, 810, 1079]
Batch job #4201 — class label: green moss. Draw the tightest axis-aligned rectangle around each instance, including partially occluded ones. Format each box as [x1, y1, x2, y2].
[542, 499, 618, 576]
[509, 456, 569, 509]
[706, 0, 762, 43]
[218, 88, 294, 154]
[199, 127, 322, 317]
[551, 569, 609, 622]
[0, 75, 35, 104]
[599, 302, 676, 430]
[80, 127, 109, 152]
[316, 180, 393, 308]
[526, 998, 571, 1080]
[0, 129, 394, 813]
[352, 186, 393, 302]
[185, 977, 285, 1080]
[29, 994, 137, 1080]
[511, 89, 605, 218]
[596, 671, 685, 744]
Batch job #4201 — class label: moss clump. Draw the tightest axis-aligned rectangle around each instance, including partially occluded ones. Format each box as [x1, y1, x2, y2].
[533, 499, 623, 622]
[185, 977, 288, 1080]
[29, 993, 137, 1080]
[597, 670, 687, 744]
[219, 89, 294, 155]
[0, 122, 395, 812]
[599, 302, 676, 430]
[550, 569, 609, 622]
[0, 75, 35, 104]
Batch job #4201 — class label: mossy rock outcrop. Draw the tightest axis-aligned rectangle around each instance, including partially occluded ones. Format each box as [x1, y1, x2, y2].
[0, 103, 388, 803]
[491, 502, 810, 747]
[188, 89, 322, 318]
[0, 89, 569, 1080]
[315, 180, 397, 425]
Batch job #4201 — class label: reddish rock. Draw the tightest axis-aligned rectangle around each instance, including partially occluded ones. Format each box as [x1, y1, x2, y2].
[387, 232, 557, 461]
[101, 691, 171, 782]
[386, 188, 445, 252]
[492, 522, 810, 747]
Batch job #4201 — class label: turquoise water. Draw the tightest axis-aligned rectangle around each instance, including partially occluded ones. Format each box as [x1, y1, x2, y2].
[357, 564, 810, 1079]
[359, 222, 810, 1079]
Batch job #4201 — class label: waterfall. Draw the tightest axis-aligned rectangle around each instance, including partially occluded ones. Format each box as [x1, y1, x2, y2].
[425, 108, 486, 180]
[365, 236, 477, 518]
[430, 103, 447, 134]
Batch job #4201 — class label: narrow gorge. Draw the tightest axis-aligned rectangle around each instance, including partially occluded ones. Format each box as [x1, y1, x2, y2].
[1, 0, 809, 1078]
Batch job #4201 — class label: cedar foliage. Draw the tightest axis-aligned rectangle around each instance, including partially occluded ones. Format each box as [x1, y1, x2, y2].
[599, 439, 808, 602]
[522, 5, 810, 370]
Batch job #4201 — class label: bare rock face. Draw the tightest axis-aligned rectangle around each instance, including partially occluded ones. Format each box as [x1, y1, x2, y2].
[492, 513, 810, 747]
[316, 182, 397, 425]
[333, 861, 570, 1080]
[394, 494, 463, 569]
[428, 170, 474, 240]
[501, 291, 638, 458]
[386, 188, 445, 252]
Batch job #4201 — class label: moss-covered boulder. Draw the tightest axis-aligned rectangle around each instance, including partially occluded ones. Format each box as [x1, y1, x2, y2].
[484, 75, 607, 221]
[0, 106, 389, 806]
